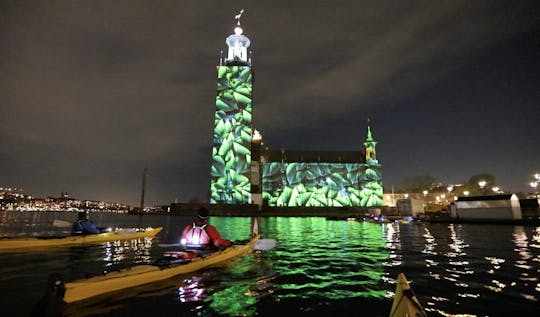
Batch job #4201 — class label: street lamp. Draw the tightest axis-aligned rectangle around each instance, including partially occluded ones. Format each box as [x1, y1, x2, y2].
[492, 186, 499, 193]
[478, 180, 487, 195]
[530, 181, 538, 198]
[463, 190, 470, 196]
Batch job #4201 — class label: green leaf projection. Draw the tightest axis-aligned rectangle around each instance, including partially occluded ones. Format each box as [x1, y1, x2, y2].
[262, 162, 383, 207]
[210, 66, 253, 204]
[362, 125, 384, 207]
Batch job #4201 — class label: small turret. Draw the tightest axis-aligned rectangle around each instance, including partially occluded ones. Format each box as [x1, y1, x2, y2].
[224, 9, 251, 66]
[364, 123, 378, 162]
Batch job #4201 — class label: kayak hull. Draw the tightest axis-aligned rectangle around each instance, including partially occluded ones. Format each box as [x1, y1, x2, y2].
[0, 227, 163, 252]
[62, 235, 260, 303]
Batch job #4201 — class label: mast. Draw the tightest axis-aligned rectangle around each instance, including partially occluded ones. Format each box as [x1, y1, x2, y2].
[140, 167, 147, 211]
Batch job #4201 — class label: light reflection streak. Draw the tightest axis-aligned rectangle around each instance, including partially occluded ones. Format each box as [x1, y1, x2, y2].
[177, 277, 206, 302]
[101, 233, 154, 269]
[444, 224, 476, 299]
[382, 223, 402, 267]
[422, 228, 437, 256]
[512, 226, 538, 301]
[531, 227, 540, 249]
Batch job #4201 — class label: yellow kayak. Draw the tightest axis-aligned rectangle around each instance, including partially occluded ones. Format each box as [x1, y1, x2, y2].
[389, 273, 428, 317]
[0, 227, 163, 252]
[60, 234, 261, 303]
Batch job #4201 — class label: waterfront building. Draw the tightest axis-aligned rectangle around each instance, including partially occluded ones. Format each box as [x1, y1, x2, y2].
[451, 194, 522, 220]
[209, 12, 383, 209]
[255, 126, 383, 207]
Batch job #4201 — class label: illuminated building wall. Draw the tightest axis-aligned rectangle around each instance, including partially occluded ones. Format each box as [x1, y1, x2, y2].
[260, 132, 384, 208]
[210, 66, 253, 204]
[209, 14, 383, 207]
[209, 16, 253, 204]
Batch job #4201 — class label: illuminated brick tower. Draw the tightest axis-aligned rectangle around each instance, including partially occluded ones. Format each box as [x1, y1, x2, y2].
[209, 10, 254, 204]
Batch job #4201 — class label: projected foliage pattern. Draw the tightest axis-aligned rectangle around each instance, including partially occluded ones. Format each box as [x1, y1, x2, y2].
[262, 162, 383, 207]
[362, 126, 384, 206]
[210, 66, 253, 204]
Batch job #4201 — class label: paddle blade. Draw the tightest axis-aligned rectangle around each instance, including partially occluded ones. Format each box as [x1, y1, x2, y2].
[253, 239, 276, 251]
[252, 218, 259, 236]
[52, 220, 72, 228]
[157, 243, 182, 248]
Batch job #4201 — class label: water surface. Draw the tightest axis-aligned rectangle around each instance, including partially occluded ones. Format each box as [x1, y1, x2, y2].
[0, 211, 538, 316]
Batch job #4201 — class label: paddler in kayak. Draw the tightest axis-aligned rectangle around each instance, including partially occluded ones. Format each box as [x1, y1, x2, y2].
[180, 207, 232, 251]
[71, 211, 106, 235]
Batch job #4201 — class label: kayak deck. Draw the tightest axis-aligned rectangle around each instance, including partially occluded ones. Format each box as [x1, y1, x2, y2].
[389, 273, 427, 317]
[0, 227, 163, 252]
[62, 235, 260, 303]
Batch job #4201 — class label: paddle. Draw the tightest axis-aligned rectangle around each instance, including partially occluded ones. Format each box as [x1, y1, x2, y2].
[52, 220, 72, 228]
[253, 238, 276, 250]
[157, 238, 277, 251]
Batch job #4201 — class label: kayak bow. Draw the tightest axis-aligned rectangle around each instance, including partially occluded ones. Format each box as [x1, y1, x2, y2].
[389, 273, 427, 317]
[0, 227, 163, 252]
[60, 234, 261, 303]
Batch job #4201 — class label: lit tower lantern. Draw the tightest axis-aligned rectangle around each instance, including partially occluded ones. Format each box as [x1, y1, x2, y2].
[210, 10, 254, 204]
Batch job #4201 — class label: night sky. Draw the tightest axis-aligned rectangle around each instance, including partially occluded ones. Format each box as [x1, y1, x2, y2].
[2, 1, 539, 206]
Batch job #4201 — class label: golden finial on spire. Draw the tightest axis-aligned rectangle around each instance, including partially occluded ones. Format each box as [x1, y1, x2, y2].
[235, 9, 244, 26]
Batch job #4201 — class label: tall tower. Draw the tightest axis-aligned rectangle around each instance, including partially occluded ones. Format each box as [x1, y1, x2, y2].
[210, 10, 254, 204]
[361, 123, 384, 207]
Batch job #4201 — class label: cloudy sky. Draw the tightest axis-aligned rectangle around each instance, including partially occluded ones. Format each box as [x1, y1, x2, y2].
[2, 1, 539, 206]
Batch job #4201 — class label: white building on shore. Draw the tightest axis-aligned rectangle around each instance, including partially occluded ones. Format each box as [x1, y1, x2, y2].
[451, 194, 522, 220]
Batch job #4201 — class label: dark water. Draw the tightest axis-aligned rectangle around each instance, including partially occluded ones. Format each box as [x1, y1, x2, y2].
[0, 211, 539, 316]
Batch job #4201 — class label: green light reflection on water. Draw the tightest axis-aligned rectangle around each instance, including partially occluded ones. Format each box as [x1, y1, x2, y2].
[270, 218, 388, 299]
[205, 253, 261, 316]
[207, 282, 257, 316]
[200, 217, 390, 315]
[209, 217, 253, 241]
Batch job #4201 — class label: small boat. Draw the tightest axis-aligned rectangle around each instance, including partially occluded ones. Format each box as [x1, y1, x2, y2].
[0, 227, 163, 252]
[389, 273, 427, 317]
[58, 234, 269, 303]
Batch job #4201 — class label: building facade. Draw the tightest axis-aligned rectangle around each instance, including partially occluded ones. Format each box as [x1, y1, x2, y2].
[209, 16, 254, 204]
[209, 15, 383, 208]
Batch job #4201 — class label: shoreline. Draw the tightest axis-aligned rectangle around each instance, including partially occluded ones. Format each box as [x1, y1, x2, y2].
[129, 207, 540, 226]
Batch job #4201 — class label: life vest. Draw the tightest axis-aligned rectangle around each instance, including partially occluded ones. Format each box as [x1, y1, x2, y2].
[71, 219, 99, 235]
[184, 222, 211, 249]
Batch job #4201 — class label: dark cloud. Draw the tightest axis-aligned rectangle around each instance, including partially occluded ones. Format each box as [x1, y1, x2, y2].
[1, 1, 539, 205]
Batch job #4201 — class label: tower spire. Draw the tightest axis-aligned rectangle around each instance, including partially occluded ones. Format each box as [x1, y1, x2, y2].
[364, 122, 377, 162]
[235, 9, 244, 26]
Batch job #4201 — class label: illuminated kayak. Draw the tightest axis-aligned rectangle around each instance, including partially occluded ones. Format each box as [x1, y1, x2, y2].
[0, 227, 163, 252]
[389, 273, 427, 317]
[59, 234, 265, 303]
